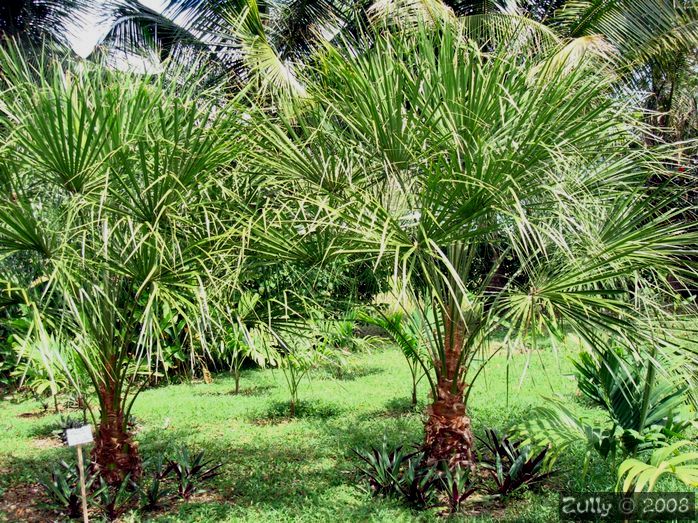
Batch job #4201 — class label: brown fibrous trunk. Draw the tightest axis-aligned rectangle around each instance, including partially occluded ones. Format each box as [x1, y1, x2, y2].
[424, 313, 475, 471]
[424, 380, 475, 470]
[91, 387, 142, 486]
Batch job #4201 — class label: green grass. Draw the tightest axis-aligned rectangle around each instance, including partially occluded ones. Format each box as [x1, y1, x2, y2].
[0, 343, 694, 522]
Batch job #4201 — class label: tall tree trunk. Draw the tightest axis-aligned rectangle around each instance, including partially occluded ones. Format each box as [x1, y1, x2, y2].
[423, 313, 475, 470]
[91, 384, 142, 486]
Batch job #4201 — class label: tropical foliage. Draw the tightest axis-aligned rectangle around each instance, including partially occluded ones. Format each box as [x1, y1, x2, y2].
[0, 0, 697, 520]
[0, 43, 245, 483]
[617, 440, 698, 492]
[0, 0, 87, 44]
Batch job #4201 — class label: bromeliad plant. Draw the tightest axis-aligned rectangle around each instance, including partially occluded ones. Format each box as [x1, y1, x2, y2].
[246, 20, 697, 471]
[39, 460, 100, 519]
[353, 440, 476, 511]
[477, 429, 552, 496]
[0, 44, 244, 484]
[165, 446, 223, 500]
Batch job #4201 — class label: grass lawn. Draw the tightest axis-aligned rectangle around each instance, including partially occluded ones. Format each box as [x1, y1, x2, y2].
[0, 341, 694, 522]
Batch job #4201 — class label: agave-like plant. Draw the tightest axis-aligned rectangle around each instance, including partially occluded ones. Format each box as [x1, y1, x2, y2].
[0, 43, 244, 483]
[477, 429, 552, 495]
[243, 19, 697, 470]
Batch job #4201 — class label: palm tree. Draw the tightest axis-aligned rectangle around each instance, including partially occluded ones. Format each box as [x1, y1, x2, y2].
[244, 22, 696, 468]
[0, 0, 87, 45]
[98, 0, 698, 113]
[99, 0, 352, 95]
[458, 1, 698, 134]
[0, 43, 244, 484]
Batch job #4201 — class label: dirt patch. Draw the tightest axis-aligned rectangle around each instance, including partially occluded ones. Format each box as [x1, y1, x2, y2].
[17, 411, 49, 419]
[187, 490, 226, 504]
[0, 483, 56, 523]
[31, 437, 62, 450]
[238, 385, 275, 397]
[249, 417, 292, 427]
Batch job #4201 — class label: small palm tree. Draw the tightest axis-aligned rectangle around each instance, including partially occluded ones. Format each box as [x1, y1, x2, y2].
[0, 44, 244, 484]
[245, 22, 697, 468]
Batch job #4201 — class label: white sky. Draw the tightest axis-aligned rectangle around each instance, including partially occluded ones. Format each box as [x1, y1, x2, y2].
[68, 0, 167, 57]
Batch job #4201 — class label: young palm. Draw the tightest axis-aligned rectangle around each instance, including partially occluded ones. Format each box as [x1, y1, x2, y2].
[0, 44, 244, 483]
[245, 23, 697, 468]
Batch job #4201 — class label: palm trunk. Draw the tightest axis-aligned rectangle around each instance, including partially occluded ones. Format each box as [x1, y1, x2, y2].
[424, 378, 475, 469]
[423, 313, 475, 470]
[91, 383, 142, 486]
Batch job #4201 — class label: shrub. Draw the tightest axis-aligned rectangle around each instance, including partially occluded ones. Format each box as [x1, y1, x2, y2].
[164, 446, 223, 500]
[477, 429, 552, 496]
[516, 347, 694, 472]
[39, 461, 99, 519]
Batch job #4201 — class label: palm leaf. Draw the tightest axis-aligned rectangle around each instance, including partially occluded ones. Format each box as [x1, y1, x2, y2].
[617, 440, 698, 492]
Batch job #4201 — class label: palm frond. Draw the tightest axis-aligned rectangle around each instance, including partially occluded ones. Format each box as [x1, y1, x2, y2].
[617, 440, 698, 492]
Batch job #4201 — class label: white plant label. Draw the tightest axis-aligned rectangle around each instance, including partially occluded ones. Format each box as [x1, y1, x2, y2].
[66, 425, 93, 447]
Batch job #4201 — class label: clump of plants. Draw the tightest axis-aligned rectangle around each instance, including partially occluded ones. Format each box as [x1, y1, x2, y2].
[477, 429, 553, 496]
[354, 430, 553, 514]
[138, 456, 172, 511]
[38, 446, 222, 520]
[164, 446, 223, 500]
[516, 347, 694, 473]
[94, 474, 139, 520]
[50, 415, 85, 444]
[39, 461, 99, 519]
[353, 441, 478, 514]
[263, 399, 343, 420]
